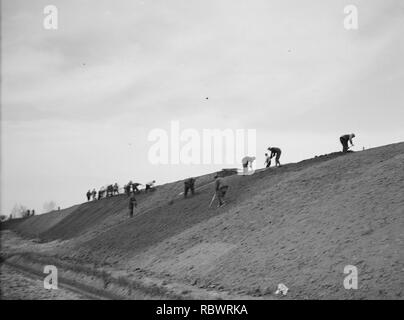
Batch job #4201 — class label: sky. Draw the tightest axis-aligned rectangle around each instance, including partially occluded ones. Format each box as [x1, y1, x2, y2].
[1, 0, 404, 215]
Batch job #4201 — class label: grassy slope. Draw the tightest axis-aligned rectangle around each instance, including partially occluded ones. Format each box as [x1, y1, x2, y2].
[3, 205, 80, 238]
[4, 143, 404, 299]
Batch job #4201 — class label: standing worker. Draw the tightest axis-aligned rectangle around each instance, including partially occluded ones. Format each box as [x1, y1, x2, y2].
[91, 189, 97, 200]
[113, 183, 119, 195]
[98, 187, 105, 200]
[264, 153, 271, 168]
[212, 175, 229, 208]
[184, 177, 196, 198]
[124, 183, 131, 196]
[128, 193, 137, 218]
[340, 133, 355, 153]
[267, 147, 282, 167]
[86, 190, 91, 201]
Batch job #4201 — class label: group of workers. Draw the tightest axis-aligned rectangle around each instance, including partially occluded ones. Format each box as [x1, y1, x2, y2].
[86, 180, 156, 202]
[124, 181, 142, 195]
[186, 133, 357, 209]
[242, 134, 356, 173]
[24, 209, 36, 217]
[86, 183, 119, 201]
[241, 146, 282, 176]
[103, 133, 357, 216]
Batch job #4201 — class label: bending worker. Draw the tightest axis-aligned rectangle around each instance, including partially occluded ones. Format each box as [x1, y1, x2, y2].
[241, 156, 256, 174]
[267, 147, 282, 167]
[340, 133, 355, 153]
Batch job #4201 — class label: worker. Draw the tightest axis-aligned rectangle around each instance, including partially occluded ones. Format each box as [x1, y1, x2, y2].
[113, 183, 119, 195]
[340, 133, 355, 153]
[145, 180, 156, 192]
[91, 189, 97, 200]
[98, 187, 105, 200]
[124, 183, 131, 196]
[241, 156, 256, 174]
[268, 147, 282, 167]
[132, 182, 142, 193]
[264, 153, 271, 168]
[184, 178, 196, 198]
[86, 190, 91, 201]
[128, 193, 137, 218]
[214, 175, 229, 208]
[106, 184, 114, 197]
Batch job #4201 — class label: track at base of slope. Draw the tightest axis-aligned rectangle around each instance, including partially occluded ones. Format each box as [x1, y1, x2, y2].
[3, 261, 121, 300]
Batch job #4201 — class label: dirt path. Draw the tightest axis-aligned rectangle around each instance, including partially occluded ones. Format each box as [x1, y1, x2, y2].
[0, 264, 86, 300]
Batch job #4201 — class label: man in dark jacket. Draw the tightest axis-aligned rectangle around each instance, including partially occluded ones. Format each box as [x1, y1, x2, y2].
[124, 184, 131, 196]
[91, 189, 97, 200]
[145, 180, 156, 192]
[184, 177, 196, 198]
[97, 189, 103, 200]
[340, 133, 355, 153]
[268, 147, 282, 167]
[128, 193, 137, 218]
[132, 182, 142, 193]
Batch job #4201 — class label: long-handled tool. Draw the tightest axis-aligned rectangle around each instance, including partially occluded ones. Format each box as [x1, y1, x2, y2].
[208, 192, 216, 208]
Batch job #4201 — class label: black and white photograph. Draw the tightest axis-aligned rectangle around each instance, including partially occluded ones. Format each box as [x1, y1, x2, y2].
[0, 0, 403, 306]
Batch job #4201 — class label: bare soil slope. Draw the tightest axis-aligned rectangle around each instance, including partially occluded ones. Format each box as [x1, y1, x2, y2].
[4, 143, 404, 299]
[4, 205, 80, 239]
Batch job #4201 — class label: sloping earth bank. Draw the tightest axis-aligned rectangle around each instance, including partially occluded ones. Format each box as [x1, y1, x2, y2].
[2, 143, 404, 299]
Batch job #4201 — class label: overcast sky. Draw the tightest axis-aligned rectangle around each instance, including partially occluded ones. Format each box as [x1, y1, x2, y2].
[1, 0, 403, 215]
